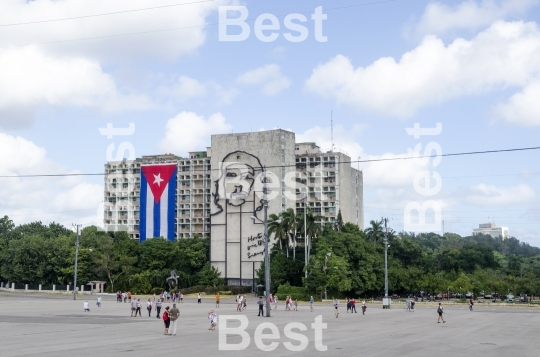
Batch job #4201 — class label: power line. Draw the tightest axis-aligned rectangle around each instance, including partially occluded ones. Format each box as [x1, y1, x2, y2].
[363, 171, 540, 180]
[1, 144, 539, 178]
[0, 0, 397, 48]
[0, 0, 215, 27]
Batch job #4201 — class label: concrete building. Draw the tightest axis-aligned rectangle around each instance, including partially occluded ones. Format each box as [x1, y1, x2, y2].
[294, 142, 363, 229]
[103, 129, 363, 286]
[472, 222, 509, 239]
[103, 153, 212, 239]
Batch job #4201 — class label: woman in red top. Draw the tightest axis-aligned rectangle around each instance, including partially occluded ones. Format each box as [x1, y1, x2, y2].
[163, 306, 171, 335]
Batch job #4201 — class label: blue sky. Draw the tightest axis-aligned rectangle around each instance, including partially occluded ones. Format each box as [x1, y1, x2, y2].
[0, 0, 539, 245]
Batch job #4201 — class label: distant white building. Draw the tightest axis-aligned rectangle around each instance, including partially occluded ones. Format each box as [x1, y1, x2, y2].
[472, 223, 509, 239]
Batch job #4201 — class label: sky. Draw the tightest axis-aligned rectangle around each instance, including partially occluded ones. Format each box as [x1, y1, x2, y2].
[0, 0, 539, 245]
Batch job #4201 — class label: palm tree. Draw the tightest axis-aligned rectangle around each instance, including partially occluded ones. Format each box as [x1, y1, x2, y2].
[300, 206, 323, 263]
[365, 219, 384, 243]
[282, 208, 298, 259]
[268, 213, 287, 252]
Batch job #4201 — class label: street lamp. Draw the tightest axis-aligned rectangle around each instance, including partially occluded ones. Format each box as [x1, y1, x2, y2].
[72, 224, 82, 300]
[323, 253, 331, 300]
[302, 195, 308, 284]
[250, 169, 278, 318]
[383, 218, 389, 299]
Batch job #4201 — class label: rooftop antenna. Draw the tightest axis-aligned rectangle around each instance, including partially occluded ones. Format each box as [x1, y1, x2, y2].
[331, 110, 334, 153]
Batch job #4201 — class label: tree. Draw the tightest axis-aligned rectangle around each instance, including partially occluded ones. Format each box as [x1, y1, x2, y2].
[197, 262, 224, 287]
[93, 235, 137, 292]
[268, 213, 288, 254]
[282, 208, 298, 259]
[335, 210, 344, 231]
[365, 220, 384, 244]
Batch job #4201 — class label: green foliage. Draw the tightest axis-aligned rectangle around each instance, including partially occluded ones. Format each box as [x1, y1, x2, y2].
[276, 283, 311, 301]
[0, 217, 218, 294]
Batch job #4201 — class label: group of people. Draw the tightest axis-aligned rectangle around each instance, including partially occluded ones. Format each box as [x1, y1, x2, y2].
[334, 298, 367, 317]
[116, 291, 132, 303]
[406, 297, 416, 312]
[158, 291, 184, 303]
[236, 294, 247, 311]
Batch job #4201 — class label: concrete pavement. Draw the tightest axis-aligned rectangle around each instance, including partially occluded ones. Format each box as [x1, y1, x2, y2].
[1, 292, 539, 356]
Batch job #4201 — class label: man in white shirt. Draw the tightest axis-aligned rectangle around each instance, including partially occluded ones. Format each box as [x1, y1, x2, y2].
[208, 310, 217, 330]
[83, 301, 90, 312]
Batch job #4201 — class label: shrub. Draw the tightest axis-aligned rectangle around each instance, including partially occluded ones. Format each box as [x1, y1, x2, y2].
[205, 285, 252, 295]
[276, 283, 311, 301]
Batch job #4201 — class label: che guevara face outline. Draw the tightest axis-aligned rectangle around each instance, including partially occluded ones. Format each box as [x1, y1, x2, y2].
[211, 151, 265, 216]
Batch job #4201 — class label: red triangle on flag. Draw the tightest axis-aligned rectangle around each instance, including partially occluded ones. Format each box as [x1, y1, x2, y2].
[142, 165, 177, 204]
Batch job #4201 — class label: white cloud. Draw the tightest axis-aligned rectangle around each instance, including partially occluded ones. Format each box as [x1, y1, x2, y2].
[0, 46, 150, 128]
[161, 76, 208, 99]
[496, 80, 540, 126]
[0, 0, 235, 62]
[159, 111, 232, 155]
[411, 0, 538, 37]
[237, 64, 291, 96]
[466, 183, 536, 206]
[0, 132, 103, 226]
[305, 21, 540, 118]
[159, 76, 239, 105]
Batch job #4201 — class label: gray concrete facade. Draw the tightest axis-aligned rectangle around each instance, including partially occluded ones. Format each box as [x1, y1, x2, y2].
[210, 130, 296, 287]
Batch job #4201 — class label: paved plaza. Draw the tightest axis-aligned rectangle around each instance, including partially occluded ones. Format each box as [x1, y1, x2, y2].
[1, 292, 539, 357]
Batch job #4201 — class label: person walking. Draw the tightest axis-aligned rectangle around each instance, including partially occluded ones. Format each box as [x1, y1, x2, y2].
[310, 296, 314, 312]
[216, 293, 220, 308]
[361, 300, 367, 315]
[411, 299, 416, 312]
[350, 298, 357, 313]
[198, 293, 202, 304]
[208, 310, 217, 331]
[156, 299, 162, 319]
[469, 299, 474, 311]
[437, 303, 446, 323]
[136, 299, 142, 316]
[147, 299, 153, 317]
[258, 296, 264, 316]
[237, 295, 243, 312]
[333, 299, 340, 318]
[169, 303, 180, 336]
[273, 295, 278, 310]
[162, 306, 171, 335]
[130, 298, 137, 317]
[346, 298, 351, 313]
[243, 295, 247, 310]
[406, 297, 411, 312]
[83, 301, 90, 312]
[96, 296, 102, 309]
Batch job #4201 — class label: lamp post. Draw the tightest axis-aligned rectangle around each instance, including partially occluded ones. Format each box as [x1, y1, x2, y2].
[303, 195, 307, 284]
[250, 169, 278, 317]
[383, 218, 389, 299]
[72, 224, 82, 300]
[323, 253, 331, 300]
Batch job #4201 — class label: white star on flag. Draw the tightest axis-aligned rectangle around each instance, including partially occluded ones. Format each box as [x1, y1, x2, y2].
[153, 173, 164, 187]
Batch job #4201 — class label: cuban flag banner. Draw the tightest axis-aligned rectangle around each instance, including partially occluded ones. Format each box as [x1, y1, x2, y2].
[140, 164, 177, 242]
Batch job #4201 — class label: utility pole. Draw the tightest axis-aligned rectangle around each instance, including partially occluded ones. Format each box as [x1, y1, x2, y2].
[72, 224, 82, 300]
[263, 169, 271, 317]
[384, 218, 388, 299]
[303, 196, 307, 284]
